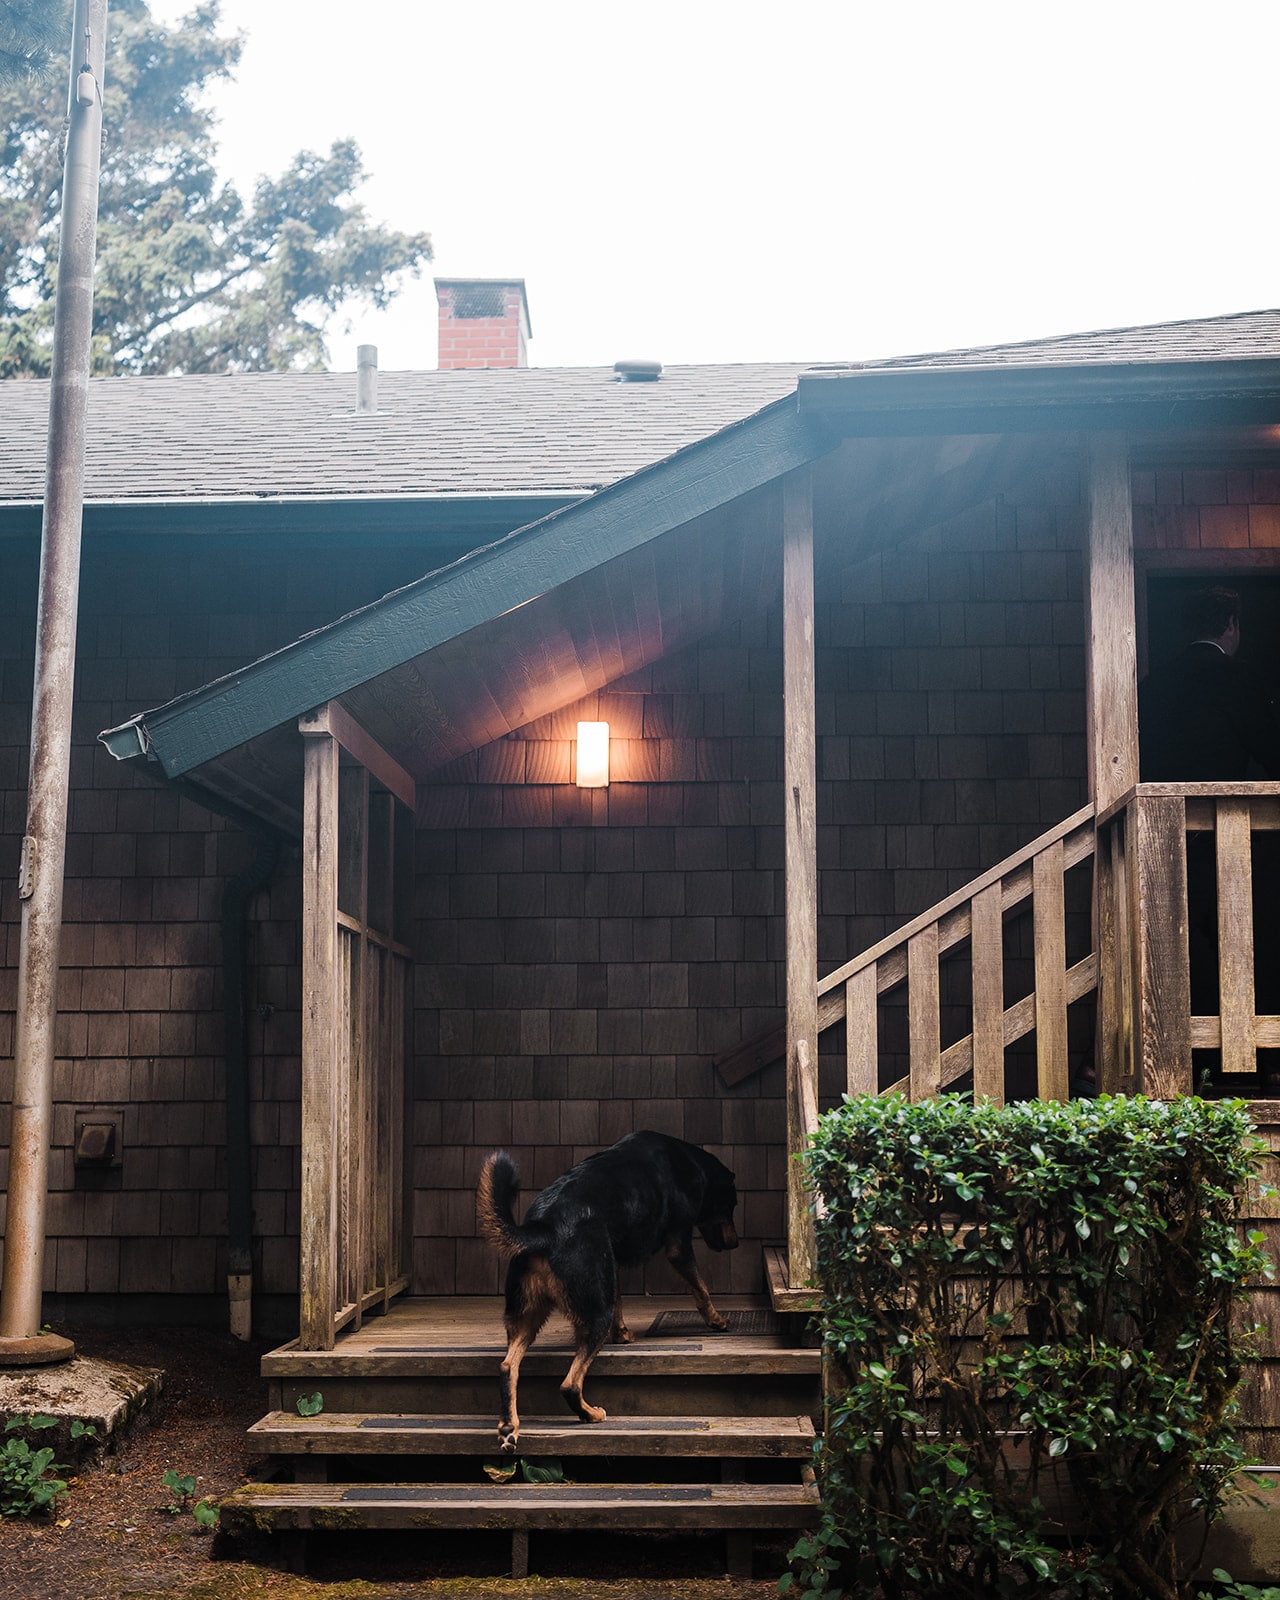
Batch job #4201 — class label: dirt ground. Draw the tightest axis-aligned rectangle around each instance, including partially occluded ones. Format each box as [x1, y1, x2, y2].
[0, 1324, 790, 1600]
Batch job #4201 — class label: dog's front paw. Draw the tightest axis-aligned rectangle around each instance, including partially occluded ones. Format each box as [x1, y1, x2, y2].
[498, 1422, 519, 1454]
[706, 1310, 729, 1331]
[615, 1322, 635, 1344]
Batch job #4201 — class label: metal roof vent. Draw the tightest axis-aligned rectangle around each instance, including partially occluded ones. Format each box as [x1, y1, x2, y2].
[356, 344, 377, 414]
[613, 359, 662, 382]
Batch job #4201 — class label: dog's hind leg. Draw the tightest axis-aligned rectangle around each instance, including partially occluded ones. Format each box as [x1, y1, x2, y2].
[561, 1310, 612, 1424]
[665, 1237, 728, 1330]
[498, 1257, 554, 1453]
[560, 1239, 615, 1422]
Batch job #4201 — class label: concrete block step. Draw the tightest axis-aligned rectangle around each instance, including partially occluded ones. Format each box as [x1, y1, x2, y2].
[248, 1410, 816, 1459]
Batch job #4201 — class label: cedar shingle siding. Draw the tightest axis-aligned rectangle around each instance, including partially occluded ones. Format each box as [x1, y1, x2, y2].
[1, 442, 1277, 1314]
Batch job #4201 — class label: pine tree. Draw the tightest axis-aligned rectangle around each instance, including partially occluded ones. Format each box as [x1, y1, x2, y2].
[0, 0, 432, 375]
[0, 0, 63, 85]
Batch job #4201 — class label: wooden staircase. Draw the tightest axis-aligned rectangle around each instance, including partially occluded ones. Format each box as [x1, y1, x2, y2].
[220, 1294, 821, 1578]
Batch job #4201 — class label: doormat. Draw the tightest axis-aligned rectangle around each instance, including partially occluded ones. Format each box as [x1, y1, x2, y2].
[645, 1308, 779, 1337]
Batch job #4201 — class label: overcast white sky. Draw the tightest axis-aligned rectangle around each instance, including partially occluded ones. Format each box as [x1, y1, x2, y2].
[149, 0, 1280, 374]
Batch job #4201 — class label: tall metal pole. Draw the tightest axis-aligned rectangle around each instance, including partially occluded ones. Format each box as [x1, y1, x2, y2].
[0, 0, 108, 1362]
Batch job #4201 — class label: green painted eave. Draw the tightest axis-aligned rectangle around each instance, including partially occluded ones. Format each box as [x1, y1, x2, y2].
[0, 492, 580, 544]
[799, 356, 1280, 435]
[99, 396, 835, 780]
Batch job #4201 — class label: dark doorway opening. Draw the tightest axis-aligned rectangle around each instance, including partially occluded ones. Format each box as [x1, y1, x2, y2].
[1145, 571, 1280, 700]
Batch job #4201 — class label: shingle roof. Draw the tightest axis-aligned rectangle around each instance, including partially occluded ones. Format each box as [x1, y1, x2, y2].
[864, 307, 1280, 371]
[0, 362, 810, 506]
[9, 309, 1280, 511]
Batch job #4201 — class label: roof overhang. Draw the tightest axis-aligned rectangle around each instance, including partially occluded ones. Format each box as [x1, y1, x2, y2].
[99, 395, 836, 797]
[97, 348, 1280, 834]
[799, 357, 1280, 435]
[0, 491, 582, 542]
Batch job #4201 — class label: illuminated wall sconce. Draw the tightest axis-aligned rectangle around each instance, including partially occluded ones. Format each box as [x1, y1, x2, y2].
[576, 721, 610, 787]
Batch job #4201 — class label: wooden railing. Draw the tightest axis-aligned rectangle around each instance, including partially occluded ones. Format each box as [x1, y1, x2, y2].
[775, 783, 1280, 1289]
[300, 706, 414, 1350]
[1097, 782, 1280, 1099]
[778, 803, 1098, 1289]
[808, 803, 1098, 1109]
[331, 928, 411, 1339]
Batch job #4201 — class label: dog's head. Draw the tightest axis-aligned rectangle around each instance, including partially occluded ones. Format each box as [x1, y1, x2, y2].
[696, 1157, 740, 1253]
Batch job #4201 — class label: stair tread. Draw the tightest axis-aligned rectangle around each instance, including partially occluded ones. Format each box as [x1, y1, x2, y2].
[263, 1346, 819, 1377]
[221, 1479, 820, 1530]
[248, 1410, 815, 1456]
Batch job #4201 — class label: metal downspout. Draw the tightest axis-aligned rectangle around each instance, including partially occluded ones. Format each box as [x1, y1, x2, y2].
[222, 834, 279, 1341]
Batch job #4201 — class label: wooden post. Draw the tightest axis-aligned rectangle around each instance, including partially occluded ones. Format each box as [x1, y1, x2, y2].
[1084, 434, 1139, 1092]
[300, 727, 341, 1349]
[1097, 818, 1138, 1094]
[783, 468, 818, 1290]
[1131, 794, 1193, 1098]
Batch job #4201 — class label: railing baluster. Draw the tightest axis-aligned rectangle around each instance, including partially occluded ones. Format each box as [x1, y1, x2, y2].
[908, 926, 941, 1101]
[1111, 813, 1137, 1093]
[1217, 798, 1257, 1076]
[1132, 794, 1193, 1097]
[1033, 840, 1069, 1101]
[845, 965, 878, 1096]
[970, 883, 1004, 1105]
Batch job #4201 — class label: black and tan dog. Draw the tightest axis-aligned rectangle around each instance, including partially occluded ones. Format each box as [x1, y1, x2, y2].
[476, 1130, 739, 1451]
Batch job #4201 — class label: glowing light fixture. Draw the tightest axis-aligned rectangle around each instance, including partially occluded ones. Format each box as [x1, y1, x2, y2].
[576, 721, 610, 787]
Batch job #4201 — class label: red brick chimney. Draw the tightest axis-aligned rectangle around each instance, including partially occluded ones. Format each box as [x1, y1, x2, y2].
[435, 278, 531, 369]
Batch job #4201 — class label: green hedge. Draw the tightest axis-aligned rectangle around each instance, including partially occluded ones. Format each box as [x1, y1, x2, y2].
[785, 1094, 1269, 1600]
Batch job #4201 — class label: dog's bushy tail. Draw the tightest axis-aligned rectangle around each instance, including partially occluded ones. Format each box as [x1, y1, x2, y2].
[477, 1150, 541, 1259]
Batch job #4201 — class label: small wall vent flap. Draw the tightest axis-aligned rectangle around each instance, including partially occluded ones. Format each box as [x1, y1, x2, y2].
[74, 1109, 122, 1170]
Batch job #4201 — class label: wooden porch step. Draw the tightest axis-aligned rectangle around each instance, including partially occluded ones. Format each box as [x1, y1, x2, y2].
[263, 1343, 819, 1380]
[764, 1247, 821, 1314]
[219, 1479, 820, 1534]
[248, 1410, 816, 1458]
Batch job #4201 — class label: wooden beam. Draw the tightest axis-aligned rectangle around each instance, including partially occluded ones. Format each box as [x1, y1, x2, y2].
[1085, 433, 1138, 1104]
[301, 701, 416, 811]
[783, 468, 818, 1290]
[1085, 433, 1139, 813]
[299, 728, 340, 1350]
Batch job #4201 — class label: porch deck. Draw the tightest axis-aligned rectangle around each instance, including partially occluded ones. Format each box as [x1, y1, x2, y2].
[262, 1292, 818, 1379]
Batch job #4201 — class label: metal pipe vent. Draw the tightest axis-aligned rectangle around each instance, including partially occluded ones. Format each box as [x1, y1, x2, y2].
[357, 344, 378, 413]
